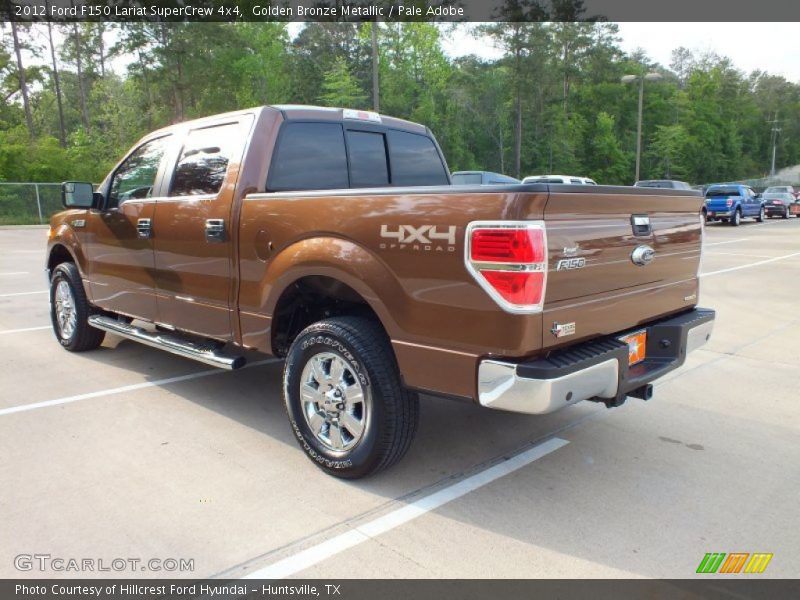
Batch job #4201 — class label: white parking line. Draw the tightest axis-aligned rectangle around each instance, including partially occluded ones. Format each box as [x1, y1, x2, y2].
[0, 358, 281, 417]
[0, 326, 50, 335]
[702, 238, 748, 247]
[0, 272, 29, 276]
[242, 437, 569, 580]
[706, 251, 776, 259]
[0, 290, 47, 297]
[701, 251, 800, 278]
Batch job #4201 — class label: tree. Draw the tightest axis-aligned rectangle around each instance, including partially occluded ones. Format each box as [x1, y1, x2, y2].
[647, 124, 692, 180]
[44, 1, 66, 146]
[8, 19, 34, 138]
[318, 57, 366, 108]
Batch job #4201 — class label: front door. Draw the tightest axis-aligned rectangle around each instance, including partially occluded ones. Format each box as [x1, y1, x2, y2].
[86, 135, 171, 321]
[152, 117, 252, 341]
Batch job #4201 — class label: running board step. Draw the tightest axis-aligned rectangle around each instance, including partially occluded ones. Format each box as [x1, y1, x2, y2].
[88, 315, 246, 370]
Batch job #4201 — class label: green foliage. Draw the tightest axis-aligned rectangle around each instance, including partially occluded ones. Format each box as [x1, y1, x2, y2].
[319, 57, 367, 108]
[1, 21, 800, 197]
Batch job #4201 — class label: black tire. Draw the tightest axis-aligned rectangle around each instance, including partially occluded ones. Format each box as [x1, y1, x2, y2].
[730, 209, 741, 226]
[756, 206, 765, 222]
[783, 208, 789, 219]
[283, 316, 419, 479]
[50, 262, 105, 352]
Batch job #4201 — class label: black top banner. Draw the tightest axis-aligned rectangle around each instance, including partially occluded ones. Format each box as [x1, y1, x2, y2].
[2, 0, 800, 22]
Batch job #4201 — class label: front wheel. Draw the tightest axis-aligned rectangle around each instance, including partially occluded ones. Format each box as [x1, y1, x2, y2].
[730, 209, 741, 226]
[283, 316, 419, 479]
[757, 207, 765, 222]
[49, 262, 105, 352]
[783, 208, 789, 219]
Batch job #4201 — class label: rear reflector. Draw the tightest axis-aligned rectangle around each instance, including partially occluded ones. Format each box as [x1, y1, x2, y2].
[465, 221, 547, 313]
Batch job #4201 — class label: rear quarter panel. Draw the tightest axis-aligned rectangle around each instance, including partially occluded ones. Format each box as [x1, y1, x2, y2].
[237, 189, 549, 398]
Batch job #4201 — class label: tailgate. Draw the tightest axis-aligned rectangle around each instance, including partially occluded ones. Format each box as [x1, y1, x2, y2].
[542, 186, 703, 351]
[706, 196, 737, 211]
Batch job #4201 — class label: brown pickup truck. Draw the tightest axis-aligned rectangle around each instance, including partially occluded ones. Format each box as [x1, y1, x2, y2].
[47, 105, 714, 478]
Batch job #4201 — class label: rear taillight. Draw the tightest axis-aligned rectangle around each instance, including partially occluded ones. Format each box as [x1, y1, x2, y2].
[773, 200, 784, 205]
[465, 221, 547, 313]
[726, 199, 733, 207]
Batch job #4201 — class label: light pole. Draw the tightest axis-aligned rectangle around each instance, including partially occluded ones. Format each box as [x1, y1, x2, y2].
[622, 71, 662, 183]
[768, 112, 781, 177]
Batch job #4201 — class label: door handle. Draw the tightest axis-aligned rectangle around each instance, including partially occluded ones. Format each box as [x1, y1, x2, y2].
[137, 218, 152, 239]
[205, 218, 225, 243]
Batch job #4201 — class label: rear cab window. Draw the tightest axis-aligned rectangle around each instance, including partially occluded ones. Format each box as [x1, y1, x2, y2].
[706, 186, 743, 197]
[267, 120, 449, 192]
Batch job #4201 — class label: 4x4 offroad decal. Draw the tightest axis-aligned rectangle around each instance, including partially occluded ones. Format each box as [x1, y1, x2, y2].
[379, 224, 457, 252]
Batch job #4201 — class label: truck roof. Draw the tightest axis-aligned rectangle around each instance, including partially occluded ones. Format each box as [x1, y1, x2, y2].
[146, 105, 428, 137]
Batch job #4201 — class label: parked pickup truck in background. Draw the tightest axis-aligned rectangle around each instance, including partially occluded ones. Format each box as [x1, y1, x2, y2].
[48, 105, 715, 478]
[703, 183, 765, 226]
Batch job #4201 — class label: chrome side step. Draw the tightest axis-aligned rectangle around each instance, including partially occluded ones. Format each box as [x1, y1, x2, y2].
[88, 315, 246, 370]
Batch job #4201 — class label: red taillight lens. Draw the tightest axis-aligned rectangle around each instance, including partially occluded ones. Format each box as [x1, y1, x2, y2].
[466, 222, 547, 312]
[471, 229, 544, 263]
[773, 200, 784, 205]
[480, 271, 544, 305]
[726, 199, 733, 207]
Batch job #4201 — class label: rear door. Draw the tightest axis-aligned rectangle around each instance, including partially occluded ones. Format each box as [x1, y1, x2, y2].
[542, 187, 703, 350]
[152, 116, 253, 340]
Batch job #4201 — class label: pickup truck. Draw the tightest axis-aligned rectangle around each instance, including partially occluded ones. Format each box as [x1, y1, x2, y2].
[703, 183, 765, 226]
[47, 105, 715, 478]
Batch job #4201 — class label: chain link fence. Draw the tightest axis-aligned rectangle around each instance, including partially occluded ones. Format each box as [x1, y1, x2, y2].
[0, 183, 67, 225]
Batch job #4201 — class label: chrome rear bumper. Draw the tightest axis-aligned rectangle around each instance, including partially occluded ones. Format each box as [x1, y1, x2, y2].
[478, 308, 715, 415]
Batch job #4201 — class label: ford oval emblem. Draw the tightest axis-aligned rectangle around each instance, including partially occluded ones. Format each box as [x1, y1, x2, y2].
[631, 245, 655, 266]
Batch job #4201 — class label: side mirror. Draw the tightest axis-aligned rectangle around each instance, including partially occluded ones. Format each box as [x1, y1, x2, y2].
[61, 181, 96, 209]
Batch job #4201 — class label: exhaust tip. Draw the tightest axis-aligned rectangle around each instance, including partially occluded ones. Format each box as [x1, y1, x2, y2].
[630, 384, 654, 401]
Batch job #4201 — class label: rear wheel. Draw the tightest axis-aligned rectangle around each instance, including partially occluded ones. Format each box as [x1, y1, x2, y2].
[730, 209, 741, 226]
[49, 262, 105, 352]
[283, 316, 419, 478]
[783, 208, 789, 219]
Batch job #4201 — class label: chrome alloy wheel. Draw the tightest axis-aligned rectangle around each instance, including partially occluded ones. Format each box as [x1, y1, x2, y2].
[54, 280, 77, 340]
[300, 352, 368, 452]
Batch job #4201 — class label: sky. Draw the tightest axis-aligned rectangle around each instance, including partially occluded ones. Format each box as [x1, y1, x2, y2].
[436, 22, 800, 83]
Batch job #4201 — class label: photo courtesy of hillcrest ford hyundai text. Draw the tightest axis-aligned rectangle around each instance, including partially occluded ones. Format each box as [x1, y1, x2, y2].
[49, 105, 714, 479]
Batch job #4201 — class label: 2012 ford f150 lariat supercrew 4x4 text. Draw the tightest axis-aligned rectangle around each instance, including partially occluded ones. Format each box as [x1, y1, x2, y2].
[47, 105, 715, 478]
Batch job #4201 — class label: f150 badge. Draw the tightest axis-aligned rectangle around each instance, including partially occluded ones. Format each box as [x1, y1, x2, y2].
[379, 224, 456, 252]
[556, 257, 586, 271]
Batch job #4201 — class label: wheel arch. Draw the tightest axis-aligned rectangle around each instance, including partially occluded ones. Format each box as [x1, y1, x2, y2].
[256, 237, 405, 357]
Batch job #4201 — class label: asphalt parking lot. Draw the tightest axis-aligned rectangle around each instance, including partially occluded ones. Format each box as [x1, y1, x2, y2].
[1, 218, 798, 580]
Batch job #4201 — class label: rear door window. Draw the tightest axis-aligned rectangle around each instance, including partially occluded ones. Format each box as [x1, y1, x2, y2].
[387, 130, 448, 186]
[169, 123, 239, 197]
[346, 130, 389, 187]
[269, 122, 349, 191]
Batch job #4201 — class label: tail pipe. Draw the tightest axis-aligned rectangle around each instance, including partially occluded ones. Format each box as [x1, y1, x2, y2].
[629, 384, 654, 401]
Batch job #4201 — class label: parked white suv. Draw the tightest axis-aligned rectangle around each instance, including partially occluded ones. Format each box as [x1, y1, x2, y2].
[522, 174, 597, 185]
